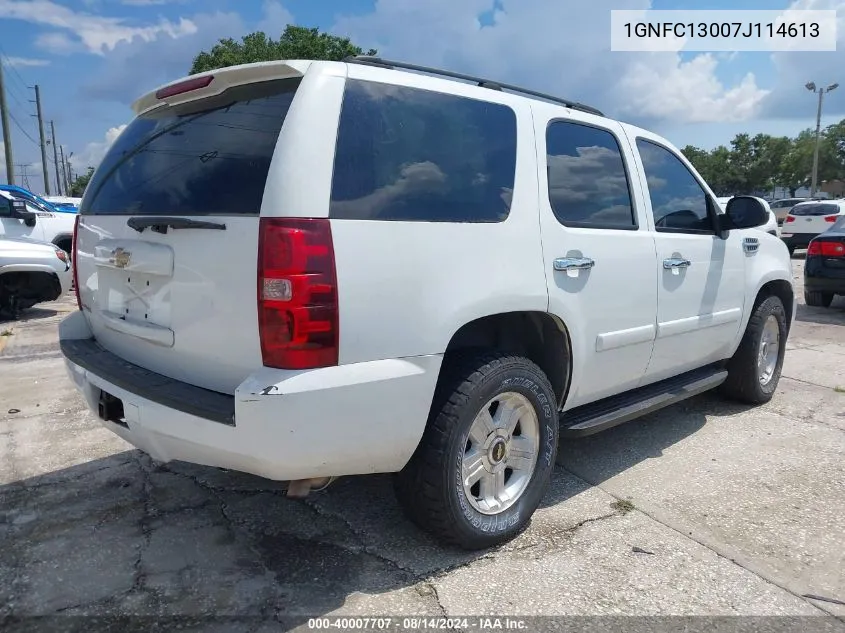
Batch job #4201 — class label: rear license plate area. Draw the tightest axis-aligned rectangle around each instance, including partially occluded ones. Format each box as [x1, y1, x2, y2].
[98, 389, 128, 428]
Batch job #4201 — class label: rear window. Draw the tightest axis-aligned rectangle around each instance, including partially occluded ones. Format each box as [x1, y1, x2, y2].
[82, 78, 301, 216]
[329, 79, 517, 223]
[791, 203, 840, 216]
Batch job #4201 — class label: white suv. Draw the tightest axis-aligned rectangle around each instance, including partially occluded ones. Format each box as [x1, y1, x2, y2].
[60, 57, 796, 550]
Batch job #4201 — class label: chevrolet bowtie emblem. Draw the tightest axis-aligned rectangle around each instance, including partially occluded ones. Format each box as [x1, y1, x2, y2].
[111, 248, 131, 269]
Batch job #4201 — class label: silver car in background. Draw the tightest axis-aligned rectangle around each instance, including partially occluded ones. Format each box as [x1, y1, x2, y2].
[769, 198, 810, 224]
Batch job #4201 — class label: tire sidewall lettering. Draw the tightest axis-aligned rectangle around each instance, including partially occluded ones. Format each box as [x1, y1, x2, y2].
[453, 369, 556, 535]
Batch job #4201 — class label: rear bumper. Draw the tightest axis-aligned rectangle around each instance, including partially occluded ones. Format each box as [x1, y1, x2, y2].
[60, 311, 442, 481]
[804, 278, 845, 294]
[804, 271, 845, 295]
[780, 232, 818, 249]
[805, 257, 845, 294]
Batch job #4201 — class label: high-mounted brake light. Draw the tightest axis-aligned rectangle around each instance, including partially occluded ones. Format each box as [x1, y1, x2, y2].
[72, 215, 81, 310]
[156, 75, 214, 100]
[807, 240, 845, 257]
[257, 218, 339, 370]
[785, 215, 795, 223]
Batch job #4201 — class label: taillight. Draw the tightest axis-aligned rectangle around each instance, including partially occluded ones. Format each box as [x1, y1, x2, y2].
[785, 216, 795, 223]
[824, 215, 839, 223]
[807, 240, 845, 257]
[155, 75, 214, 99]
[72, 215, 81, 310]
[257, 218, 338, 370]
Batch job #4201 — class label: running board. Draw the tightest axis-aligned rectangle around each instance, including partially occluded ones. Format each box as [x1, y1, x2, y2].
[560, 366, 728, 438]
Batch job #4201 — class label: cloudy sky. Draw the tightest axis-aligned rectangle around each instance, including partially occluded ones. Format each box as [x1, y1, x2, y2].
[0, 0, 843, 194]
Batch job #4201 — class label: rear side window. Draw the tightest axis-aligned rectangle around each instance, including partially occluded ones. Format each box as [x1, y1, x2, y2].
[546, 121, 636, 229]
[330, 80, 517, 222]
[82, 78, 301, 215]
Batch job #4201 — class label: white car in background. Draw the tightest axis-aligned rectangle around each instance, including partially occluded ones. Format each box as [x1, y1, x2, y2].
[717, 196, 779, 237]
[781, 199, 845, 255]
[0, 190, 76, 256]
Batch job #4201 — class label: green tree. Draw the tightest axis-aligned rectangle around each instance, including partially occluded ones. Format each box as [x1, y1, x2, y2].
[727, 133, 759, 194]
[780, 128, 841, 196]
[706, 146, 733, 195]
[70, 167, 95, 197]
[823, 120, 845, 180]
[682, 144, 727, 194]
[680, 145, 709, 172]
[190, 25, 377, 74]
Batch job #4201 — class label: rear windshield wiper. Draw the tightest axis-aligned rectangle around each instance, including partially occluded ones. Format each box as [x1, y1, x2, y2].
[127, 216, 227, 234]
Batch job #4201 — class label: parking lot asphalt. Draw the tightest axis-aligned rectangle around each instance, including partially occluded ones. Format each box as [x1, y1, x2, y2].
[1, 257, 844, 629]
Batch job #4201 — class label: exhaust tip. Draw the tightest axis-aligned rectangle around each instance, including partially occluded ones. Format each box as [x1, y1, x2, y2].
[286, 477, 335, 499]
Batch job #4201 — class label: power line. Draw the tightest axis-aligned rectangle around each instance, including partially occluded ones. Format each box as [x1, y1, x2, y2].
[0, 45, 32, 96]
[0, 47, 47, 160]
[7, 109, 39, 146]
[3, 79, 28, 112]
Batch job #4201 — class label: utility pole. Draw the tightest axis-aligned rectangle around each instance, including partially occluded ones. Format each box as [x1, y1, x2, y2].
[50, 121, 62, 195]
[0, 60, 14, 184]
[66, 151, 73, 191]
[806, 81, 839, 197]
[59, 145, 68, 192]
[30, 85, 50, 195]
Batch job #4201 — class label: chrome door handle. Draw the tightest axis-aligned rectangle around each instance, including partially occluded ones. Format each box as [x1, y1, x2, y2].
[554, 257, 595, 271]
[663, 257, 692, 269]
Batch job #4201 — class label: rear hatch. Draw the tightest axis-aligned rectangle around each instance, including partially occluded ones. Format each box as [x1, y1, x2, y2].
[785, 202, 843, 234]
[75, 64, 306, 394]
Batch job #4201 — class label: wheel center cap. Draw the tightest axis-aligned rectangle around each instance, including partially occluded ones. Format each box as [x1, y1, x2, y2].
[489, 438, 507, 465]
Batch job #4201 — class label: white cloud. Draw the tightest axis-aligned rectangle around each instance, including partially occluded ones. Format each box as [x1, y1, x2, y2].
[0, 0, 197, 55]
[85, 10, 247, 102]
[256, 0, 294, 36]
[5, 56, 50, 67]
[332, 0, 769, 125]
[83, 2, 292, 104]
[34, 32, 83, 55]
[70, 124, 128, 172]
[617, 54, 770, 123]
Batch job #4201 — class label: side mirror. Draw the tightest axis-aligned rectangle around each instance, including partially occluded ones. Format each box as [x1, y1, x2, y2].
[10, 200, 37, 227]
[720, 196, 769, 232]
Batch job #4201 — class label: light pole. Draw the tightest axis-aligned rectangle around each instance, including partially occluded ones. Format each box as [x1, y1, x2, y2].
[805, 81, 839, 197]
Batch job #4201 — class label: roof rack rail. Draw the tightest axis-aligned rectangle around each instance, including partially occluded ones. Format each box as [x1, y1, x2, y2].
[343, 55, 604, 117]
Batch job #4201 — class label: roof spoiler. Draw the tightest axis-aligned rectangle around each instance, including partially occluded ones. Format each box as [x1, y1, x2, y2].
[132, 60, 312, 116]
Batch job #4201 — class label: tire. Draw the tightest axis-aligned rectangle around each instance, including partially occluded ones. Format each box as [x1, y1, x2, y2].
[394, 352, 558, 550]
[721, 295, 787, 405]
[804, 291, 833, 308]
[787, 246, 795, 257]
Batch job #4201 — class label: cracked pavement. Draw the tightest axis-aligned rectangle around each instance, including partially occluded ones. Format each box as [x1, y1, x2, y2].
[1, 258, 844, 630]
